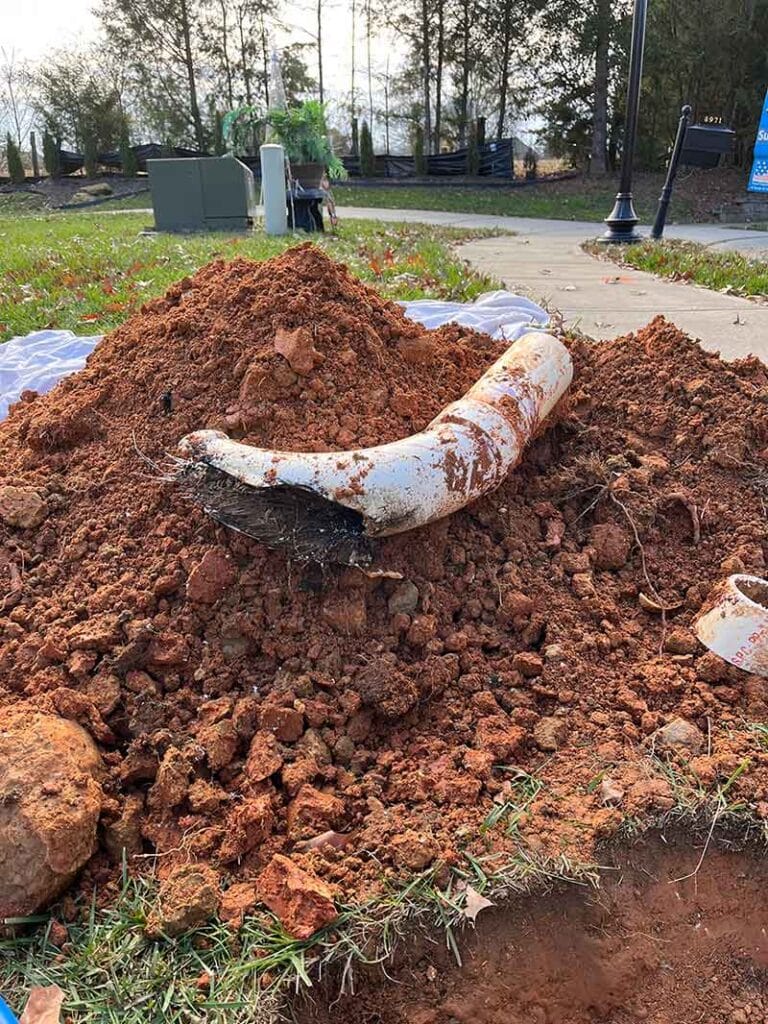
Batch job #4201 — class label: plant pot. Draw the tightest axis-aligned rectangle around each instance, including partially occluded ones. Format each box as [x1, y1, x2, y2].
[289, 162, 325, 188]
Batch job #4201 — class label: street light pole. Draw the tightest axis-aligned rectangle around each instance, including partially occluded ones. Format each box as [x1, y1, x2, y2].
[601, 0, 649, 244]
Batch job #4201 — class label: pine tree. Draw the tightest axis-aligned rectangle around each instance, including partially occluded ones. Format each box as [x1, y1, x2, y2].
[83, 131, 98, 178]
[359, 120, 375, 176]
[119, 120, 138, 176]
[42, 130, 60, 177]
[6, 134, 25, 183]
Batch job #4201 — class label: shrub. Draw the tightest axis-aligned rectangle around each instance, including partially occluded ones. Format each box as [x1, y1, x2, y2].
[119, 122, 138, 177]
[359, 120, 375, 177]
[6, 134, 25, 183]
[83, 131, 98, 178]
[42, 130, 60, 177]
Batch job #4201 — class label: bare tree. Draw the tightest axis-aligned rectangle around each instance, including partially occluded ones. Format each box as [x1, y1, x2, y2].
[0, 48, 34, 148]
[317, 0, 324, 102]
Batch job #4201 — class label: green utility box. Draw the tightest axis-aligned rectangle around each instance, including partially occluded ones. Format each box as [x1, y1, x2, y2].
[147, 156, 256, 232]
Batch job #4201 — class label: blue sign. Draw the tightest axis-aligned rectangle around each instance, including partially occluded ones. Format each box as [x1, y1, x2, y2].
[0, 996, 17, 1024]
[748, 88, 768, 193]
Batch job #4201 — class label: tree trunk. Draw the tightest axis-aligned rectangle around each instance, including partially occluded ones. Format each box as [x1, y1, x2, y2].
[459, 0, 470, 146]
[219, 0, 234, 108]
[350, 0, 357, 141]
[495, 0, 512, 141]
[179, 0, 205, 149]
[434, 0, 444, 154]
[237, 10, 253, 105]
[590, 0, 610, 175]
[366, 0, 374, 125]
[317, 0, 324, 103]
[261, 13, 270, 107]
[384, 51, 391, 154]
[421, 0, 432, 154]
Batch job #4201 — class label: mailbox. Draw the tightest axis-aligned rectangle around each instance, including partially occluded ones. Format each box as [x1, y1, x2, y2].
[680, 122, 735, 168]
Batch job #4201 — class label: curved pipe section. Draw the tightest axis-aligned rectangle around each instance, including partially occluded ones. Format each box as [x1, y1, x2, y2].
[178, 332, 573, 538]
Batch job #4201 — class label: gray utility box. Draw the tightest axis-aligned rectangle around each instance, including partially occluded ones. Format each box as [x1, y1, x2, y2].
[148, 156, 256, 232]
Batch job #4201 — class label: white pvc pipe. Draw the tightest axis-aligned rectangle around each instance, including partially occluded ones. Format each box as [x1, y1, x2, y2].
[694, 574, 768, 677]
[178, 332, 573, 537]
[260, 144, 287, 236]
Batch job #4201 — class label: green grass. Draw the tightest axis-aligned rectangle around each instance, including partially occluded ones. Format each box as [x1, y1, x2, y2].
[586, 237, 768, 299]
[333, 173, 696, 224]
[0, 210, 503, 342]
[0, 834, 596, 1023]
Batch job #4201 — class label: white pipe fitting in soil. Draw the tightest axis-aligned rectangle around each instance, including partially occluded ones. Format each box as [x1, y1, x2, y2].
[694, 574, 768, 677]
[177, 331, 573, 561]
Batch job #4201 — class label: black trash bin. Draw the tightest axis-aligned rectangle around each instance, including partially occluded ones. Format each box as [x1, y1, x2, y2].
[286, 188, 325, 232]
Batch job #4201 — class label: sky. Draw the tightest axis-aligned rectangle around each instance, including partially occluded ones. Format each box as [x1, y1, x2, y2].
[3, 0, 396, 101]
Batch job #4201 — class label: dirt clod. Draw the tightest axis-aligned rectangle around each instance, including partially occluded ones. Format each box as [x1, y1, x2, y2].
[147, 863, 220, 937]
[0, 713, 102, 917]
[0, 485, 47, 529]
[257, 854, 337, 939]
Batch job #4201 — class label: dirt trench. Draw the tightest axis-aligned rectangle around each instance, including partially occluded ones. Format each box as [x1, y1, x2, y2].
[298, 830, 768, 1024]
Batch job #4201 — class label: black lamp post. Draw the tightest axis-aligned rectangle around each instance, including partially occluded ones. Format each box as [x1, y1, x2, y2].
[601, 0, 649, 244]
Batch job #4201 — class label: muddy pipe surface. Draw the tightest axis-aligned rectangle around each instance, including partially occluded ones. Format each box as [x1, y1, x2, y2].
[178, 332, 573, 557]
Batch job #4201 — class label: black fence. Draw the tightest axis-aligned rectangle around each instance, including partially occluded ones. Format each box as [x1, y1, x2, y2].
[57, 143, 210, 175]
[343, 139, 516, 178]
[56, 137, 517, 179]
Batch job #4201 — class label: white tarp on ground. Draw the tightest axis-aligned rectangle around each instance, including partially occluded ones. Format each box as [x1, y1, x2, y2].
[0, 291, 549, 421]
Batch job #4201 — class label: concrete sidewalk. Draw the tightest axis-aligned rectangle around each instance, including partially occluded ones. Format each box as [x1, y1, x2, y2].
[337, 205, 768, 362]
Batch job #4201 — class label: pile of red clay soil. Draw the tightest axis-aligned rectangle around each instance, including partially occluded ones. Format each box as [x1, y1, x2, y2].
[2, 244, 768, 939]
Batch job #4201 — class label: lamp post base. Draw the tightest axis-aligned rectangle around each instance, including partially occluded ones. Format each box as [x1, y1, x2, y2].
[600, 192, 643, 244]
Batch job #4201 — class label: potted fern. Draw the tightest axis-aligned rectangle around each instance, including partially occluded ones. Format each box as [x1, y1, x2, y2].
[267, 100, 346, 186]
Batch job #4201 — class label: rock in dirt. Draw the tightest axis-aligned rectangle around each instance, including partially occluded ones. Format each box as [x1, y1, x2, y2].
[589, 523, 632, 571]
[245, 729, 284, 782]
[387, 581, 420, 616]
[287, 784, 345, 838]
[0, 485, 47, 529]
[533, 716, 568, 752]
[219, 793, 275, 862]
[654, 717, 705, 756]
[390, 830, 439, 870]
[663, 628, 699, 656]
[274, 325, 323, 376]
[147, 746, 191, 811]
[0, 712, 102, 917]
[147, 863, 220, 937]
[355, 657, 418, 719]
[257, 854, 337, 939]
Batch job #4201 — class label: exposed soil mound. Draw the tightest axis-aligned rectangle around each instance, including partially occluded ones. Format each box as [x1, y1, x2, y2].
[1, 244, 768, 937]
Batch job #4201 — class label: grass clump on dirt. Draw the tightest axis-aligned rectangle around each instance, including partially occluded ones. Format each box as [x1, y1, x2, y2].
[0, 210, 502, 342]
[586, 237, 768, 299]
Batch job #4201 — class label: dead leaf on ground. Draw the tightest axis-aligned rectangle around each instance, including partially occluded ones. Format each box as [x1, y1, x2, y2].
[463, 884, 495, 924]
[20, 985, 64, 1024]
[294, 830, 352, 852]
